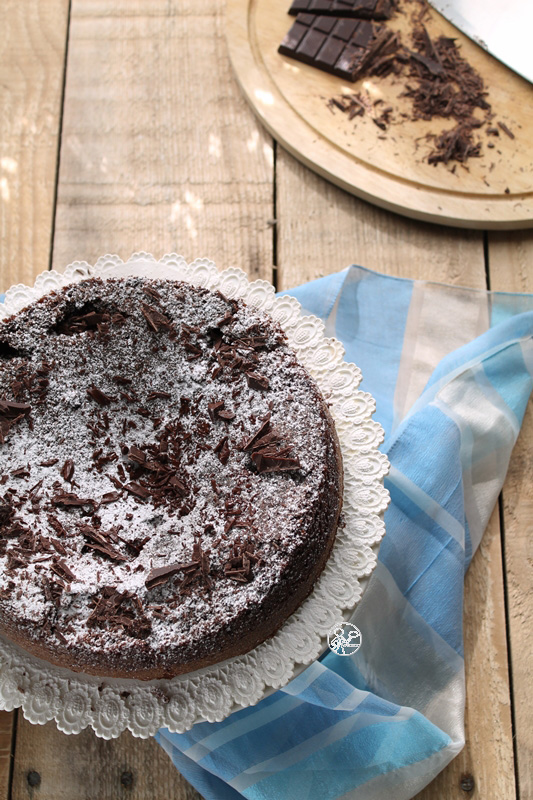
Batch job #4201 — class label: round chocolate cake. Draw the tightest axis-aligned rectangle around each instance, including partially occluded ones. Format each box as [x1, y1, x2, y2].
[0, 277, 343, 679]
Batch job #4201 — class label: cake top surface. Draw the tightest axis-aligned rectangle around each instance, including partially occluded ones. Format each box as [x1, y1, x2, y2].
[0, 277, 336, 665]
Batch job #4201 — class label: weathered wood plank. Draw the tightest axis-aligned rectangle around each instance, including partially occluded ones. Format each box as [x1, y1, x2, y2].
[275, 147, 485, 290]
[0, 712, 14, 800]
[276, 147, 516, 800]
[488, 229, 533, 800]
[12, 721, 202, 800]
[51, 0, 274, 275]
[0, 0, 70, 292]
[11, 1, 272, 798]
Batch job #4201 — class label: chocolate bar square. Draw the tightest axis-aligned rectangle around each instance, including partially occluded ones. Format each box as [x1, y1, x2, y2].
[278, 14, 395, 81]
[288, 0, 395, 21]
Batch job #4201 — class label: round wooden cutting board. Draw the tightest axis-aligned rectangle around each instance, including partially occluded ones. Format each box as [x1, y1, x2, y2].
[226, 0, 533, 229]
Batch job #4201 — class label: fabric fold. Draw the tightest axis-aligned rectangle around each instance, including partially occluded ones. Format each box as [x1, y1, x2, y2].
[157, 266, 533, 800]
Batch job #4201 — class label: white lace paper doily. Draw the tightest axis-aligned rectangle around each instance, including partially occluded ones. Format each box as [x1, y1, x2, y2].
[0, 252, 389, 738]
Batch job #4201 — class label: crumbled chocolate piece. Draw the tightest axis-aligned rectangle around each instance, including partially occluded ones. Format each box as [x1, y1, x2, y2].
[145, 561, 198, 590]
[0, 399, 32, 443]
[51, 558, 77, 583]
[208, 401, 225, 420]
[125, 482, 150, 501]
[141, 303, 173, 333]
[246, 372, 270, 391]
[87, 385, 114, 406]
[51, 490, 95, 509]
[497, 121, 515, 139]
[60, 459, 75, 483]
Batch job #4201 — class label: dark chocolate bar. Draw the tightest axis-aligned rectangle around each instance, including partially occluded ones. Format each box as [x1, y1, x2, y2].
[278, 14, 395, 82]
[288, 0, 395, 21]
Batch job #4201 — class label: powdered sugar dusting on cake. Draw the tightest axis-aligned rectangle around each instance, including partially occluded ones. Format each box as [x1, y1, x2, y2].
[0, 277, 341, 674]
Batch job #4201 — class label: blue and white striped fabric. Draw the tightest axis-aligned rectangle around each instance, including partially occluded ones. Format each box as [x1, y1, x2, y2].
[155, 265, 533, 800]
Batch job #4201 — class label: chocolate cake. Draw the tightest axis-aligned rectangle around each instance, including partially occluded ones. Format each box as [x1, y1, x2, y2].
[0, 277, 343, 679]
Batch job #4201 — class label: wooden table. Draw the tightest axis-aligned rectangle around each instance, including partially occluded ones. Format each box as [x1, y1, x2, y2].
[0, 1, 531, 798]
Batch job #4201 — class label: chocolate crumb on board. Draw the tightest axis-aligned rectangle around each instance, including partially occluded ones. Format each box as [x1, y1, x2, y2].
[293, 0, 514, 167]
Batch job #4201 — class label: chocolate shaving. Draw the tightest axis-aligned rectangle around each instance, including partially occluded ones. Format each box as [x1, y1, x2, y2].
[61, 459, 75, 483]
[51, 558, 77, 582]
[141, 303, 173, 333]
[84, 541, 127, 562]
[47, 515, 68, 537]
[80, 524, 127, 562]
[125, 482, 150, 500]
[11, 467, 30, 478]
[51, 490, 95, 509]
[87, 385, 114, 406]
[214, 436, 230, 465]
[217, 409, 235, 421]
[497, 121, 515, 139]
[100, 491, 121, 504]
[143, 286, 163, 302]
[242, 419, 271, 451]
[87, 587, 151, 639]
[128, 445, 146, 465]
[427, 123, 481, 165]
[0, 399, 32, 442]
[246, 372, 270, 391]
[50, 538, 67, 556]
[145, 561, 197, 590]
[217, 310, 234, 328]
[169, 476, 187, 495]
[208, 401, 224, 420]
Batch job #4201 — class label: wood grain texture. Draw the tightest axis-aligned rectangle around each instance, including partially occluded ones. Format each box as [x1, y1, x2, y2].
[488, 229, 533, 800]
[51, 0, 274, 276]
[0, 0, 70, 293]
[0, 712, 14, 800]
[276, 145, 485, 287]
[275, 147, 516, 800]
[11, 720, 202, 800]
